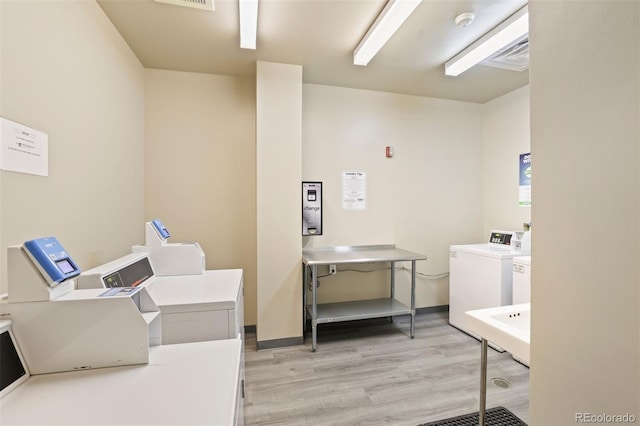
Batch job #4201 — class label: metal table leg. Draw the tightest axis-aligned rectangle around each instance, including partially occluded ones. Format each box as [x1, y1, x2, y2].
[311, 264, 318, 352]
[410, 260, 416, 338]
[302, 263, 308, 333]
[480, 338, 488, 426]
[390, 261, 395, 299]
[390, 261, 395, 322]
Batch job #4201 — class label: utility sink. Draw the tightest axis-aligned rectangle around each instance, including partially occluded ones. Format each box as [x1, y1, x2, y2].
[465, 303, 530, 364]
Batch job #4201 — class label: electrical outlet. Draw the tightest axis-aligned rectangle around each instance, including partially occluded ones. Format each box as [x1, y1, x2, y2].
[329, 264, 337, 275]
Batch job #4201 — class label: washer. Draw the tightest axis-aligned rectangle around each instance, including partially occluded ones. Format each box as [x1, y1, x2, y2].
[449, 230, 530, 344]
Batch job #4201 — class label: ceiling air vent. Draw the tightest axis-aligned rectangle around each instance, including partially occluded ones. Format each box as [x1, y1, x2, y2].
[154, 0, 214, 11]
[481, 35, 529, 72]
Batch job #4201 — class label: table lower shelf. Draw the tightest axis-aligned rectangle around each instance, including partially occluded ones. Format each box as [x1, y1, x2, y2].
[306, 298, 412, 324]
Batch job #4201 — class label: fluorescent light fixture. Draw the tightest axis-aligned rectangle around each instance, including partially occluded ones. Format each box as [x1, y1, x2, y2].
[354, 0, 422, 66]
[445, 5, 529, 77]
[239, 0, 259, 49]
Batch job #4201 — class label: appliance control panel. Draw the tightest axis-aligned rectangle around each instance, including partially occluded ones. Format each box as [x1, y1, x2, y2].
[488, 230, 514, 246]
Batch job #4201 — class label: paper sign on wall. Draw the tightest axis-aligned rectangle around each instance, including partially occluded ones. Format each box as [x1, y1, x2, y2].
[342, 171, 366, 210]
[0, 118, 49, 177]
[519, 153, 531, 207]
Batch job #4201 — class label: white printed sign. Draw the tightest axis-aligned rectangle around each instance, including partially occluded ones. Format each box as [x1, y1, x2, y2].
[342, 171, 366, 210]
[0, 118, 48, 176]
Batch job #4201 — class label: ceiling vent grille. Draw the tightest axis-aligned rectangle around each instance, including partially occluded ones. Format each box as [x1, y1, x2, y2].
[154, 0, 214, 11]
[481, 35, 529, 72]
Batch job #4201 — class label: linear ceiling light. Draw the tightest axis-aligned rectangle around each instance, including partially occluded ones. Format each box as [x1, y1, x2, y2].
[239, 0, 259, 49]
[353, 0, 422, 66]
[445, 5, 529, 77]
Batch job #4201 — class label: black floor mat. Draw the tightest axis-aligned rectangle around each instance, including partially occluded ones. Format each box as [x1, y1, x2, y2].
[419, 406, 527, 426]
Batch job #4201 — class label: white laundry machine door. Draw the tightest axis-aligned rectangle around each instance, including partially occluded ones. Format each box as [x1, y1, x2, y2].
[449, 247, 513, 340]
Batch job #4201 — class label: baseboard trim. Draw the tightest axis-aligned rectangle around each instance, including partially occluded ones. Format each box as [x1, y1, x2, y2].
[244, 325, 256, 334]
[416, 305, 449, 315]
[256, 336, 304, 350]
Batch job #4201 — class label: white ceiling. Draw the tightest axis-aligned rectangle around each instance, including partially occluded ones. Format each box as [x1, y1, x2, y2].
[97, 0, 529, 104]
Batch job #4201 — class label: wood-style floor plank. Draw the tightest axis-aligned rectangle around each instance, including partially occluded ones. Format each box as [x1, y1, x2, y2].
[244, 312, 529, 425]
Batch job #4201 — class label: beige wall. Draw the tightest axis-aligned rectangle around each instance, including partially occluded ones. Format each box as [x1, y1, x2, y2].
[0, 0, 4, 294]
[144, 69, 257, 326]
[529, 1, 639, 423]
[256, 62, 302, 343]
[482, 86, 531, 236]
[302, 84, 484, 308]
[140, 72, 528, 335]
[0, 0, 145, 293]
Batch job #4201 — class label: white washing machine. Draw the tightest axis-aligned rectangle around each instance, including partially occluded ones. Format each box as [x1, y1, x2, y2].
[449, 230, 531, 343]
[512, 255, 531, 304]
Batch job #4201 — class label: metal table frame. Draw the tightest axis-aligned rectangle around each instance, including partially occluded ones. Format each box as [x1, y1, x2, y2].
[302, 245, 427, 351]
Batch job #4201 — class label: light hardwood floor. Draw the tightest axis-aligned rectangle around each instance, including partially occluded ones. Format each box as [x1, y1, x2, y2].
[244, 312, 529, 425]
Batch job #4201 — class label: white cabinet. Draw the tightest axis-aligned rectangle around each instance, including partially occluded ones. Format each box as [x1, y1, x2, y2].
[0, 339, 243, 425]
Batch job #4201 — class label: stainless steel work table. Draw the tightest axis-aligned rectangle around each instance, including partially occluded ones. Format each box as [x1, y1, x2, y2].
[302, 245, 427, 351]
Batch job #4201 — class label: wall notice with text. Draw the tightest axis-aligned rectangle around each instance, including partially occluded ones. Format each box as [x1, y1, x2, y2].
[0, 118, 48, 177]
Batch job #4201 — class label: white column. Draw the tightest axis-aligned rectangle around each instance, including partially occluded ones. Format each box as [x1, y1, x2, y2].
[529, 1, 639, 423]
[256, 61, 303, 344]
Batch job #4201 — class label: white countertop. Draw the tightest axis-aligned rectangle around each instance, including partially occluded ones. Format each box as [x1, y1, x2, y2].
[1, 338, 242, 425]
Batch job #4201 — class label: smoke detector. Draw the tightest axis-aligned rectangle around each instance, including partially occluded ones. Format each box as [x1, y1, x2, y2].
[455, 12, 475, 27]
[154, 0, 214, 11]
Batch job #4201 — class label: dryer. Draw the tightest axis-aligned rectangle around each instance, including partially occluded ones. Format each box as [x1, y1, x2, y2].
[512, 255, 531, 304]
[449, 230, 531, 343]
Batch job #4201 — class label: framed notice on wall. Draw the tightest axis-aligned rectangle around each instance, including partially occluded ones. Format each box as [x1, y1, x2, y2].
[519, 153, 531, 207]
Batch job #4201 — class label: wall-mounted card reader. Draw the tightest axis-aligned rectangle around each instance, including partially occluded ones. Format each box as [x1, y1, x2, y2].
[23, 237, 80, 287]
[303, 182, 323, 236]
